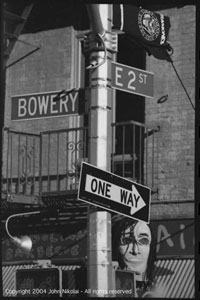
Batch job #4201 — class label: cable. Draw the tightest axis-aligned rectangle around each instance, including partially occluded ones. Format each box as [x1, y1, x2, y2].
[86, 33, 107, 70]
[6, 46, 41, 68]
[126, 35, 195, 111]
[54, 88, 76, 102]
[164, 47, 195, 111]
[17, 39, 41, 49]
[156, 221, 194, 245]
[169, 58, 195, 110]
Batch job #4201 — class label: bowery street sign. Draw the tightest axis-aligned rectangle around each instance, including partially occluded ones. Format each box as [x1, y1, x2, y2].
[111, 61, 154, 98]
[11, 89, 85, 121]
[78, 162, 151, 223]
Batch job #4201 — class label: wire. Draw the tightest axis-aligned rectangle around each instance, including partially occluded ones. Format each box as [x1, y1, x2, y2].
[86, 33, 107, 70]
[169, 59, 195, 110]
[54, 88, 76, 102]
[6, 46, 41, 68]
[156, 221, 194, 245]
[126, 35, 195, 111]
[165, 48, 195, 111]
[17, 38, 41, 49]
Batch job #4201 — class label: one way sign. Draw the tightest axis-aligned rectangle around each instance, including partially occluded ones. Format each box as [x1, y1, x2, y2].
[78, 162, 151, 223]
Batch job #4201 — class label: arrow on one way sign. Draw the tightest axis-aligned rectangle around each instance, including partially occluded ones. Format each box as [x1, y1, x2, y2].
[85, 174, 146, 216]
[78, 162, 151, 223]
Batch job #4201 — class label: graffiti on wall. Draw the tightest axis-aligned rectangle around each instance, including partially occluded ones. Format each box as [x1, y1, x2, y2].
[2, 219, 194, 263]
[151, 219, 194, 257]
[2, 229, 87, 262]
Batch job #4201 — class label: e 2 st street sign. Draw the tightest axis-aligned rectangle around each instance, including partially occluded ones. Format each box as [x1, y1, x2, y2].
[111, 61, 154, 98]
[78, 162, 151, 223]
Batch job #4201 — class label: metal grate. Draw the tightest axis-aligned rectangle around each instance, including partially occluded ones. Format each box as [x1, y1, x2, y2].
[3, 129, 40, 198]
[153, 259, 195, 298]
[39, 127, 88, 194]
[2, 122, 158, 203]
[111, 120, 159, 188]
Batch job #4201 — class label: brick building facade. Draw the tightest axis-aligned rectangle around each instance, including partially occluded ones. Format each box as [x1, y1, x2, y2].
[146, 6, 195, 205]
[1, 2, 196, 298]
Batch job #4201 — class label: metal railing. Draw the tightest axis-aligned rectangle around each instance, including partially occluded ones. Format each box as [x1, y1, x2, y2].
[2, 127, 88, 199]
[2, 121, 158, 201]
[39, 127, 88, 194]
[111, 120, 159, 188]
[3, 129, 40, 197]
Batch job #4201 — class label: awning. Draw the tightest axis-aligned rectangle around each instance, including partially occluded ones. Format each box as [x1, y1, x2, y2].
[2, 259, 194, 298]
[153, 259, 195, 298]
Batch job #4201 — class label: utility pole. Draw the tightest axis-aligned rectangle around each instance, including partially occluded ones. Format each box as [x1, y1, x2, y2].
[86, 4, 116, 297]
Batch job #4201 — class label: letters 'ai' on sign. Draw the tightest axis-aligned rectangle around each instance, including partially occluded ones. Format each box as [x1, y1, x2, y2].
[78, 162, 151, 223]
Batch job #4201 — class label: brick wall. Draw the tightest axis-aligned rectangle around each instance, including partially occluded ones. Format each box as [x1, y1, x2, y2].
[5, 26, 83, 133]
[3, 26, 85, 188]
[3, 5, 195, 206]
[145, 6, 195, 203]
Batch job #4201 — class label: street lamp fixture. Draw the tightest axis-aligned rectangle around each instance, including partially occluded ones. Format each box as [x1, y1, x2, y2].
[5, 211, 40, 255]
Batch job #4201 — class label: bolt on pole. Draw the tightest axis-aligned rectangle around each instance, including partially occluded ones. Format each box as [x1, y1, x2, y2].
[86, 4, 114, 297]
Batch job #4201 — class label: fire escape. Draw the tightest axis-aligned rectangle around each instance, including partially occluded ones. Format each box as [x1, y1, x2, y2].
[2, 123, 159, 225]
[1, 2, 159, 234]
[3, 1, 34, 69]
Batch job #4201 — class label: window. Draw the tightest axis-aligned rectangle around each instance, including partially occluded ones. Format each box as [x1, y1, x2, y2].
[113, 35, 146, 182]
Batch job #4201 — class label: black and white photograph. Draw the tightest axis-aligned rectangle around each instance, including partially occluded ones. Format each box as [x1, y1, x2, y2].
[1, 0, 199, 298]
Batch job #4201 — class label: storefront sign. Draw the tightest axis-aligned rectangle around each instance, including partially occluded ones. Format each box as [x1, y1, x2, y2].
[151, 219, 194, 258]
[11, 89, 85, 120]
[2, 220, 194, 263]
[2, 229, 87, 263]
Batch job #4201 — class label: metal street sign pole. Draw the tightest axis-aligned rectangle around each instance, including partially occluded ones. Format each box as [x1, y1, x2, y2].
[86, 4, 114, 297]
